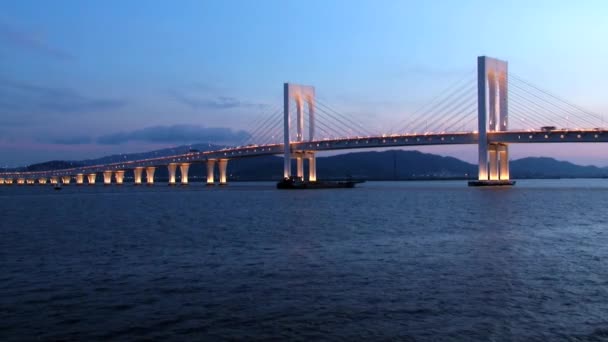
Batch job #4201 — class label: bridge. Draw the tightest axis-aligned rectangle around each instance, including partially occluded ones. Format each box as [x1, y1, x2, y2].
[1, 56, 606, 186]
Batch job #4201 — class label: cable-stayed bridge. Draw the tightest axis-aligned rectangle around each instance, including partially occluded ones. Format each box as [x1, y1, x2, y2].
[1, 56, 606, 186]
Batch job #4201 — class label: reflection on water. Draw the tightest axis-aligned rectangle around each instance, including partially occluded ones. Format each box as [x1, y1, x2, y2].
[2, 180, 608, 340]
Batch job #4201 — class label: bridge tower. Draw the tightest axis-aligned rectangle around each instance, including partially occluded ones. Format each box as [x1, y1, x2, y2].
[283, 83, 316, 180]
[476, 56, 511, 183]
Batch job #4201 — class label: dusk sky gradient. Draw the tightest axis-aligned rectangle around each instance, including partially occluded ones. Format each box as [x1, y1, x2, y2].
[1, 1, 608, 166]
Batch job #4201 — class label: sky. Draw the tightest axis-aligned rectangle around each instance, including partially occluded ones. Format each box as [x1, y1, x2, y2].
[1, 0, 608, 167]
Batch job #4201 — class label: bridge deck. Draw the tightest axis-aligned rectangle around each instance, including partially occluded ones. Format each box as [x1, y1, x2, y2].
[2, 129, 608, 178]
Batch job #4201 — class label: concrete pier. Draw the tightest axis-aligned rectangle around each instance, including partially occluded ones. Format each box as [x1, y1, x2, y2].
[218, 159, 228, 185]
[206, 159, 215, 185]
[103, 171, 112, 185]
[146, 167, 155, 185]
[134, 167, 143, 185]
[114, 170, 125, 185]
[180, 163, 190, 184]
[168, 163, 177, 185]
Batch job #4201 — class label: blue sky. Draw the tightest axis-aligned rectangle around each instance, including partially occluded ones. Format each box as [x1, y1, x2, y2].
[1, 0, 608, 166]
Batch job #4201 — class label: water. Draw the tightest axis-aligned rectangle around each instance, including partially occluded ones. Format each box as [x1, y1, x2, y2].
[2, 180, 608, 341]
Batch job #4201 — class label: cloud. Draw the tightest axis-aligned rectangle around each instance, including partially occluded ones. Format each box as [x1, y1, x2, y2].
[0, 21, 73, 60]
[170, 90, 268, 110]
[96, 124, 250, 145]
[38, 135, 93, 145]
[0, 79, 127, 114]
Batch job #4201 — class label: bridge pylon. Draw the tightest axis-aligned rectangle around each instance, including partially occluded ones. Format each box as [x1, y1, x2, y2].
[283, 83, 316, 180]
[475, 56, 511, 184]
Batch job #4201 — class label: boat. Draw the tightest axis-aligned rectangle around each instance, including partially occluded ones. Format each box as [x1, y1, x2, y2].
[54, 182, 62, 190]
[468, 180, 516, 187]
[277, 176, 365, 189]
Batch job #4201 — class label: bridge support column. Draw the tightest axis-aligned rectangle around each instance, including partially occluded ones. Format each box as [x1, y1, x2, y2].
[76, 174, 84, 185]
[218, 159, 228, 185]
[489, 144, 498, 181]
[17, 178, 25, 185]
[0, 178, 4, 184]
[168, 163, 177, 185]
[38, 178, 47, 184]
[114, 171, 125, 185]
[206, 160, 216, 185]
[103, 171, 112, 185]
[133, 167, 143, 185]
[309, 155, 316, 182]
[180, 163, 190, 185]
[50, 177, 58, 184]
[26, 179, 35, 185]
[87, 173, 96, 185]
[146, 167, 155, 185]
[498, 144, 509, 180]
[296, 157, 304, 178]
[61, 176, 71, 184]
[284, 83, 315, 179]
[472, 56, 513, 186]
[5, 178, 13, 184]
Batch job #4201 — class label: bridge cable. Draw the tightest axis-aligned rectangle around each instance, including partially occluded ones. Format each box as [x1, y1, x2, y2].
[395, 76, 477, 134]
[510, 73, 604, 123]
[403, 81, 477, 133]
[390, 69, 476, 133]
[241, 107, 282, 145]
[313, 105, 367, 137]
[314, 98, 375, 136]
[509, 79, 600, 128]
[508, 91, 565, 128]
[425, 92, 477, 132]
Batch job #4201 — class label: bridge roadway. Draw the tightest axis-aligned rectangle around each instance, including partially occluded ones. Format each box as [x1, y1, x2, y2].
[1, 128, 607, 180]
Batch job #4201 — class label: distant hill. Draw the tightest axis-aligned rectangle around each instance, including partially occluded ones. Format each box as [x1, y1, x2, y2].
[20, 143, 223, 172]
[76, 143, 224, 166]
[24, 160, 85, 172]
[8, 146, 608, 180]
[511, 157, 608, 178]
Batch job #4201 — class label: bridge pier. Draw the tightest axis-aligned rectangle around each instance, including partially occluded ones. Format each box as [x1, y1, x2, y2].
[38, 178, 47, 184]
[309, 155, 317, 182]
[76, 174, 84, 185]
[180, 163, 190, 185]
[168, 163, 177, 185]
[146, 167, 155, 185]
[50, 177, 58, 185]
[206, 159, 215, 185]
[114, 171, 125, 185]
[26, 179, 35, 185]
[291, 151, 316, 181]
[61, 176, 71, 185]
[17, 178, 25, 185]
[5, 178, 13, 184]
[133, 167, 143, 185]
[87, 173, 96, 185]
[499, 144, 509, 180]
[296, 157, 304, 178]
[218, 159, 228, 185]
[103, 171, 112, 185]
